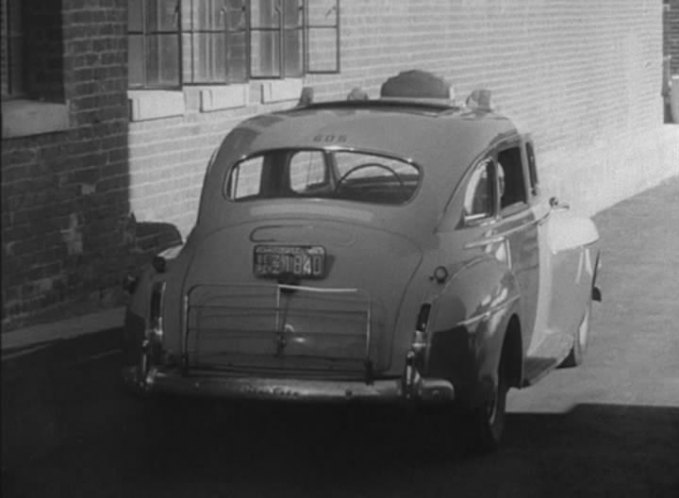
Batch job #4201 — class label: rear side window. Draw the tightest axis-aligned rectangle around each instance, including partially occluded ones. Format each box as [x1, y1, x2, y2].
[225, 149, 420, 205]
[463, 159, 494, 221]
[226, 156, 264, 200]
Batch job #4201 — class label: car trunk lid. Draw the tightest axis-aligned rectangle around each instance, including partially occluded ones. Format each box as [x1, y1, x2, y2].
[181, 209, 425, 377]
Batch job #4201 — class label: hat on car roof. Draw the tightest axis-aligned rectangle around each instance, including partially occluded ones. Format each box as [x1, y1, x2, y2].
[380, 70, 452, 100]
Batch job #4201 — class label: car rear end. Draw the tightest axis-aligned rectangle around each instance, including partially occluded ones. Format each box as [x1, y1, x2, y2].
[123, 144, 456, 403]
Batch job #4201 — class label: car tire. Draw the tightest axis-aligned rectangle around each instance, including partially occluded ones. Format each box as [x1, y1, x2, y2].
[562, 301, 591, 368]
[466, 355, 509, 454]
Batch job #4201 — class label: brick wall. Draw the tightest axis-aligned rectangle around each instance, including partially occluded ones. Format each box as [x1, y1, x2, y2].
[2, 0, 675, 329]
[667, 0, 679, 74]
[1, 0, 8, 96]
[23, 0, 66, 102]
[128, 0, 669, 241]
[1, 0, 130, 328]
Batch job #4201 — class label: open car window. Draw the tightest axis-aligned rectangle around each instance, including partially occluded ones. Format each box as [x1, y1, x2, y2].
[225, 149, 420, 205]
[497, 146, 528, 211]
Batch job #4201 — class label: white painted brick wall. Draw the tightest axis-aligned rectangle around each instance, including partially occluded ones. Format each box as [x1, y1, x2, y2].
[128, 0, 675, 236]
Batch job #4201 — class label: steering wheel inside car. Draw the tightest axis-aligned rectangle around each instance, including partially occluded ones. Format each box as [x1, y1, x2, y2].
[335, 163, 406, 192]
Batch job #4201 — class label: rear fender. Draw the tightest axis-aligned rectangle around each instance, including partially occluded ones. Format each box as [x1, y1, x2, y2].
[425, 256, 520, 404]
[122, 245, 186, 366]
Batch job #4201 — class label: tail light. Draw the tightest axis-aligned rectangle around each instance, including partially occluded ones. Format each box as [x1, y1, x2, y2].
[141, 281, 166, 376]
[412, 304, 431, 354]
[403, 304, 432, 398]
[148, 281, 166, 336]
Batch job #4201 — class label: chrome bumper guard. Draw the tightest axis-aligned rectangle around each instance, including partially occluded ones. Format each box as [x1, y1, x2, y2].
[123, 365, 454, 403]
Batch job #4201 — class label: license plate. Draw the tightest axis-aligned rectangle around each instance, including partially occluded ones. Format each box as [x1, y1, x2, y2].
[253, 245, 326, 279]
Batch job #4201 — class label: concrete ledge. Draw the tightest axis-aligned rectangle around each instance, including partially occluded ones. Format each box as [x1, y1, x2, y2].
[128, 90, 185, 121]
[1, 307, 125, 353]
[200, 84, 249, 112]
[1, 99, 70, 138]
[260, 79, 303, 103]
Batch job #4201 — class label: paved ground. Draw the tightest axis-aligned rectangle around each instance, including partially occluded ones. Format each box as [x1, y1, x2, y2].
[509, 174, 679, 411]
[2, 177, 679, 498]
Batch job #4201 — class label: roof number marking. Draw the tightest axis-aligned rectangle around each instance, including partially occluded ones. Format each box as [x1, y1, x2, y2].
[313, 134, 347, 143]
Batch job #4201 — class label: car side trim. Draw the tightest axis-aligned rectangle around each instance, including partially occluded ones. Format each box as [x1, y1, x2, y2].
[464, 211, 549, 249]
[456, 294, 519, 328]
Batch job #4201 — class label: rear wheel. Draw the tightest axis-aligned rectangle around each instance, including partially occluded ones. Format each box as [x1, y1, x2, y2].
[466, 355, 509, 453]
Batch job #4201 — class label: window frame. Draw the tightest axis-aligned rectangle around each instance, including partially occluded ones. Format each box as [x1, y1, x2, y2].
[304, 0, 340, 74]
[128, 0, 341, 90]
[184, 0, 250, 85]
[248, 0, 304, 79]
[3, 0, 26, 99]
[128, 0, 183, 90]
[462, 157, 497, 226]
[2, 0, 70, 137]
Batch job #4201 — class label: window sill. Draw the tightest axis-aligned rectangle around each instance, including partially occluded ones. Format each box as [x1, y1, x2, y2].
[199, 84, 249, 112]
[260, 79, 303, 104]
[128, 90, 185, 122]
[126, 80, 301, 121]
[1, 99, 70, 138]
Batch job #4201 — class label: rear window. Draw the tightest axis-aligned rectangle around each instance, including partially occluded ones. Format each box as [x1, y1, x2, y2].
[225, 149, 420, 205]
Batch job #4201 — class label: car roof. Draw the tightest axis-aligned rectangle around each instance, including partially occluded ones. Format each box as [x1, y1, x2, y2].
[205, 96, 520, 221]
[235, 99, 516, 158]
[226, 98, 516, 180]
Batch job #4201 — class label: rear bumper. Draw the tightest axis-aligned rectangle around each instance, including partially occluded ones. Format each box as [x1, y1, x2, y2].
[122, 366, 455, 403]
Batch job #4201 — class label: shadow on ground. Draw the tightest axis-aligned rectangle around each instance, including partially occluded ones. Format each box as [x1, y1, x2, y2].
[3, 347, 678, 498]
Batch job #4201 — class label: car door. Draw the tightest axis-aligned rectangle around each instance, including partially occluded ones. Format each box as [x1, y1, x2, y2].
[522, 136, 552, 350]
[525, 136, 598, 359]
[493, 140, 540, 350]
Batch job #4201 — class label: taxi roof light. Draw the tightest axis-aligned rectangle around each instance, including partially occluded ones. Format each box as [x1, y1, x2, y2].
[465, 88, 494, 111]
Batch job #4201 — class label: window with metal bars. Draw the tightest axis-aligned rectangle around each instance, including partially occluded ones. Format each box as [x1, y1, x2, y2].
[184, 0, 248, 84]
[2, 0, 25, 98]
[128, 0, 182, 89]
[128, 0, 340, 89]
[249, 0, 302, 78]
[2, 0, 65, 101]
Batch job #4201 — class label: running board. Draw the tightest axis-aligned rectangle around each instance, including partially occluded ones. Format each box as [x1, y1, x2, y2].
[522, 332, 573, 386]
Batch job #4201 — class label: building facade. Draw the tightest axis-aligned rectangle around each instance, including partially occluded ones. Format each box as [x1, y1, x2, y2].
[666, 0, 679, 75]
[2, 0, 130, 328]
[2, 0, 677, 330]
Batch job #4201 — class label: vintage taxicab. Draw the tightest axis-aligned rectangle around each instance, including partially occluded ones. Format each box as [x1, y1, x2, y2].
[122, 70, 602, 451]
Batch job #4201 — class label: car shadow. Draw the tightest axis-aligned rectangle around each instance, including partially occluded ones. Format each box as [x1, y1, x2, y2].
[3, 339, 678, 498]
[125, 400, 679, 497]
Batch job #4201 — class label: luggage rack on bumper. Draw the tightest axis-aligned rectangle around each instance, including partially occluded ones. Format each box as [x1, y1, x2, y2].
[124, 282, 455, 403]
